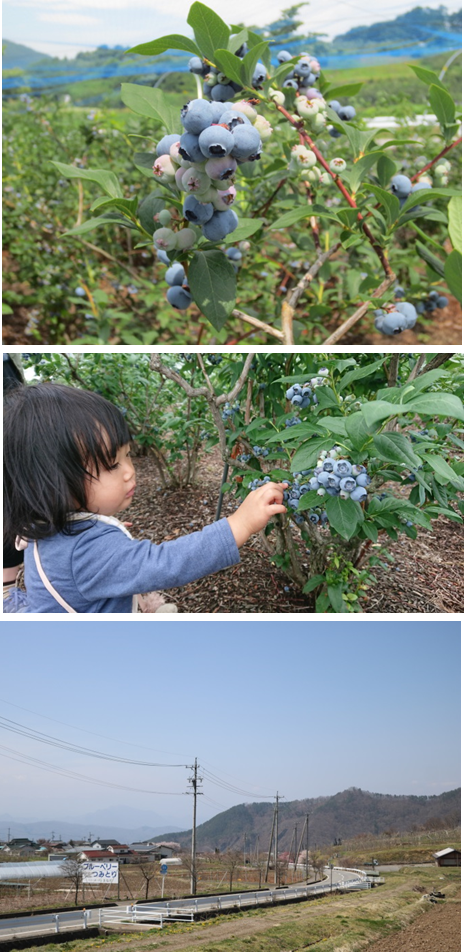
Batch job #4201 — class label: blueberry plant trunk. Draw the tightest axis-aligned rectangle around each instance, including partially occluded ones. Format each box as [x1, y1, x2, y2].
[151, 352, 464, 613]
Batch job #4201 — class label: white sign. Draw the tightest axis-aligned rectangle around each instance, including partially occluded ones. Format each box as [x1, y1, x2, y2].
[82, 862, 119, 884]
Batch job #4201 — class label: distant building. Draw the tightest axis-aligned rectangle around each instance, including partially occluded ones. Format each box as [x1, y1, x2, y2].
[91, 839, 121, 849]
[433, 848, 461, 867]
[129, 844, 175, 862]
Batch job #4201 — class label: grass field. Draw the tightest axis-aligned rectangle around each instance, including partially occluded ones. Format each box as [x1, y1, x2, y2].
[14, 866, 461, 952]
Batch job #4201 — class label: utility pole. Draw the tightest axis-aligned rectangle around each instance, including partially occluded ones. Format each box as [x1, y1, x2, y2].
[188, 758, 202, 896]
[266, 793, 284, 886]
[243, 833, 247, 866]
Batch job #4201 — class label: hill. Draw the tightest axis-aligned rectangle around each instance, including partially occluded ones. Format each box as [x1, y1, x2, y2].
[150, 787, 461, 852]
[2, 39, 51, 69]
[334, 5, 462, 50]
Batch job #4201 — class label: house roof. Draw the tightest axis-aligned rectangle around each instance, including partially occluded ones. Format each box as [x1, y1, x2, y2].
[433, 847, 461, 858]
[80, 850, 116, 859]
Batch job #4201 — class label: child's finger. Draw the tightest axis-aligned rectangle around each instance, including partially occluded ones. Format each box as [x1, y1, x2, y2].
[267, 503, 288, 515]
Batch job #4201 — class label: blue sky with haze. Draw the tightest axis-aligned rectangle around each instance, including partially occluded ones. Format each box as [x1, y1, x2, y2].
[1, 621, 460, 832]
[3, 0, 463, 59]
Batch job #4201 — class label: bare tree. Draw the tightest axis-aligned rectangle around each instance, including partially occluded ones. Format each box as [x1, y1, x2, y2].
[61, 858, 85, 905]
[310, 852, 325, 883]
[222, 850, 242, 892]
[138, 862, 158, 900]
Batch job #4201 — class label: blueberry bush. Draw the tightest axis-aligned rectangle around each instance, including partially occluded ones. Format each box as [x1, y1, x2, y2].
[31, 1, 462, 345]
[24, 350, 464, 610]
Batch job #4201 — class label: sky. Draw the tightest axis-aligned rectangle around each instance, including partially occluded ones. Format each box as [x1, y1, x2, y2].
[3, 0, 463, 59]
[1, 620, 461, 835]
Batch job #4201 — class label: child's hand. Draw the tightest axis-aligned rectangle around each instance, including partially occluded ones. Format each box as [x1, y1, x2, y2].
[227, 482, 288, 548]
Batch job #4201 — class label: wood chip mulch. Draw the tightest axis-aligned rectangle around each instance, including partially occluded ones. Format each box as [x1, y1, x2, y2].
[125, 456, 464, 614]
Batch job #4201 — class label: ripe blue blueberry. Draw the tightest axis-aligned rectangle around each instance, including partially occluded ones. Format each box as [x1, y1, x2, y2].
[350, 486, 367, 502]
[230, 125, 262, 161]
[339, 476, 356, 492]
[277, 50, 293, 62]
[437, 295, 449, 308]
[75, 287, 86, 297]
[338, 105, 356, 120]
[391, 174, 412, 198]
[355, 473, 371, 488]
[395, 301, 417, 328]
[181, 99, 214, 135]
[198, 125, 234, 158]
[178, 132, 204, 163]
[210, 84, 236, 102]
[165, 263, 186, 286]
[202, 208, 238, 240]
[166, 286, 192, 310]
[156, 249, 170, 265]
[252, 62, 267, 87]
[183, 195, 215, 224]
[376, 311, 408, 335]
[333, 459, 352, 477]
[156, 133, 182, 157]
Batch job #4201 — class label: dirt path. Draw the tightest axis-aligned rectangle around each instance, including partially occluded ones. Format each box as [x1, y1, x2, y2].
[368, 893, 461, 952]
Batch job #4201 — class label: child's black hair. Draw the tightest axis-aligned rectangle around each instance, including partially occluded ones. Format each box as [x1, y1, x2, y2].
[4, 383, 131, 540]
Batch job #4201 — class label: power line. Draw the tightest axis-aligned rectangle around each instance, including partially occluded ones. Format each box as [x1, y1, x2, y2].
[0, 697, 187, 758]
[0, 716, 187, 767]
[0, 744, 188, 796]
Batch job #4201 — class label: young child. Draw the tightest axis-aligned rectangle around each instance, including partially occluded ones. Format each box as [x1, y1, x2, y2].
[3, 383, 287, 614]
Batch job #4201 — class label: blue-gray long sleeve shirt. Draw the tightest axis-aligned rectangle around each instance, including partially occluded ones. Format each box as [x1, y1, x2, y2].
[23, 518, 240, 613]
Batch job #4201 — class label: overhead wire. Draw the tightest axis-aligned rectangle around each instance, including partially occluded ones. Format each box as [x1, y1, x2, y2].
[0, 716, 187, 767]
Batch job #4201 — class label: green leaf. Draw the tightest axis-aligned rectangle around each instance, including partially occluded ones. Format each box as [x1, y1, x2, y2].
[415, 240, 445, 278]
[409, 64, 446, 89]
[240, 40, 269, 86]
[362, 522, 378, 542]
[372, 433, 422, 469]
[120, 83, 182, 133]
[297, 491, 322, 511]
[291, 438, 336, 473]
[187, 2, 230, 61]
[90, 196, 138, 216]
[126, 34, 201, 56]
[339, 357, 387, 391]
[344, 412, 371, 451]
[137, 192, 166, 234]
[189, 250, 236, 331]
[303, 574, 325, 594]
[213, 48, 244, 86]
[377, 154, 397, 188]
[227, 29, 248, 53]
[323, 81, 364, 99]
[223, 217, 264, 243]
[365, 184, 400, 227]
[424, 454, 464, 491]
[327, 584, 345, 613]
[317, 417, 348, 437]
[63, 216, 130, 237]
[345, 152, 385, 194]
[269, 206, 311, 230]
[428, 83, 456, 126]
[271, 62, 298, 85]
[325, 496, 364, 540]
[266, 422, 320, 442]
[361, 400, 399, 428]
[400, 186, 460, 216]
[444, 249, 462, 303]
[405, 392, 464, 422]
[448, 197, 462, 253]
[51, 161, 122, 199]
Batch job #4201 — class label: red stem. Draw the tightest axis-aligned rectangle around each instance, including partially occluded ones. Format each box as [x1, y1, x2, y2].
[411, 136, 462, 182]
[276, 103, 393, 276]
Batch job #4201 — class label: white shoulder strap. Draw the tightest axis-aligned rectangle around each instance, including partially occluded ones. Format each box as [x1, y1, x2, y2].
[34, 541, 76, 613]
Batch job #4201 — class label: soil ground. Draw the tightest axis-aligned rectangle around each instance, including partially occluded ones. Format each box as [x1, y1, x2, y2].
[127, 453, 464, 614]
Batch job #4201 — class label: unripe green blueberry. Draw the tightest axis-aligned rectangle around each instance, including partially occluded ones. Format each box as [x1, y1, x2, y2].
[254, 115, 273, 139]
[153, 227, 177, 251]
[232, 101, 258, 122]
[311, 112, 326, 133]
[301, 168, 318, 183]
[434, 164, 448, 175]
[270, 89, 285, 106]
[176, 227, 197, 250]
[157, 209, 172, 226]
[181, 168, 211, 195]
[290, 144, 317, 168]
[152, 154, 176, 181]
[319, 172, 332, 185]
[329, 157, 346, 173]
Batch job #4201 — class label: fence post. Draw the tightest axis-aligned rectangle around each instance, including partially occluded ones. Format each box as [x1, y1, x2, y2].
[83, 911, 87, 930]
[54, 915, 60, 934]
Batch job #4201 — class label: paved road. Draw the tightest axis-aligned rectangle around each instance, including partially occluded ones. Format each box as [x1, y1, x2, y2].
[0, 867, 365, 941]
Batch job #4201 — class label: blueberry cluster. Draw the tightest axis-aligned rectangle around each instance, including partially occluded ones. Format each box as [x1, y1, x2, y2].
[188, 41, 267, 101]
[159, 254, 193, 310]
[306, 449, 370, 503]
[222, 401, 240, 421]
[277, 49, 321, 96]
[285, 370, 329, 407]
[252, 445, 269, 457]
[390, 174, 432, 207]
[285, 416, 300, 428]
[416, 289, 449, 313]
[207, 354, 223, 364]
[374, 302, 417, 336]
[432, 158, 451, 186]
[328, 99, 356, 138]
[237, 452, 251, 463]
[249, 475, 271, 490]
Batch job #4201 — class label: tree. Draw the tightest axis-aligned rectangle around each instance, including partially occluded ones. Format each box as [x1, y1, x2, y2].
[62, 858, 85, 905]
[138, 862, 158, 900]
[222, 850, 242, 891]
